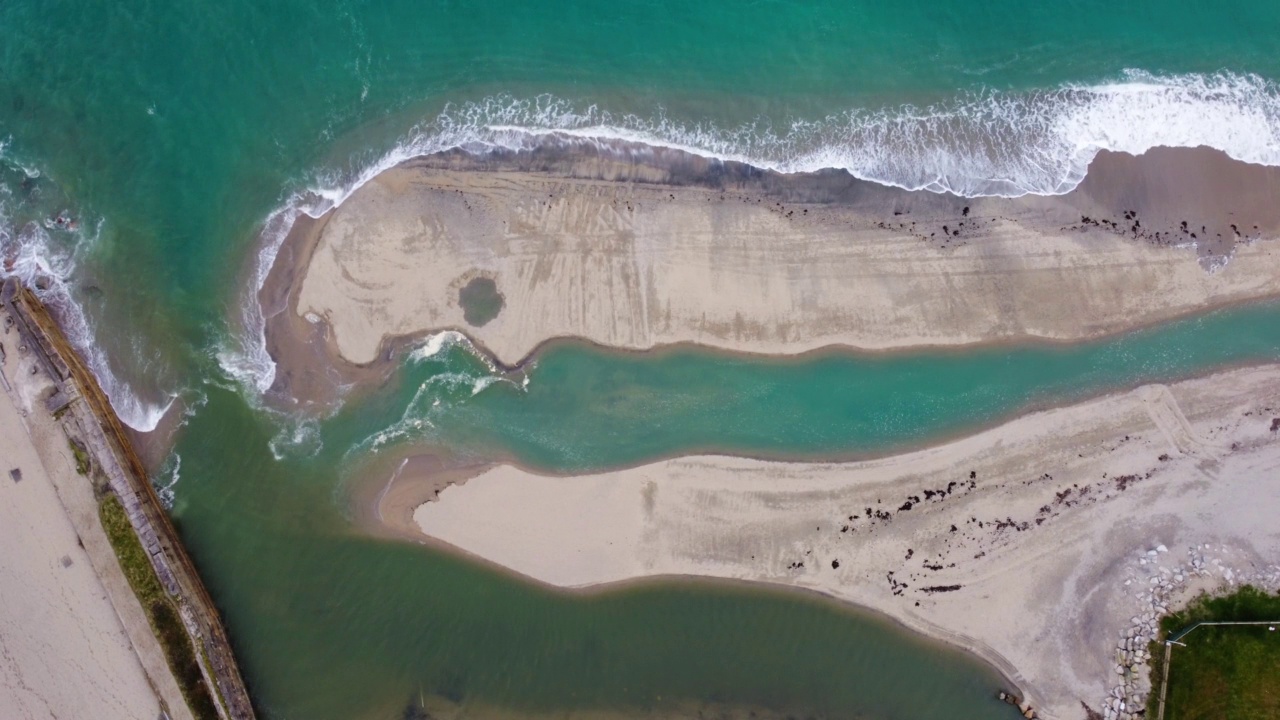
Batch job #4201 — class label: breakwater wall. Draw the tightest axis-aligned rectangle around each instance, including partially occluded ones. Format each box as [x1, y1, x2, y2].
[1, 277, 256, 720]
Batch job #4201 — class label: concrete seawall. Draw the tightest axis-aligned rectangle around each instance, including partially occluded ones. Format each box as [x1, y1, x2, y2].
[2, 277, 256, 720]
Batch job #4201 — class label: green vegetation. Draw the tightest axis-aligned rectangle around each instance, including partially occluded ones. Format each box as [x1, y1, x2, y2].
[1148, 586, 1280, 720]
[99, 495, 221, 720]
[68, 438, 90, 475]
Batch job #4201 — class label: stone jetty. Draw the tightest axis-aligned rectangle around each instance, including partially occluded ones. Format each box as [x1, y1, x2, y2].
[1099, 541, 1280, 720]
[2, 277, 257, 720]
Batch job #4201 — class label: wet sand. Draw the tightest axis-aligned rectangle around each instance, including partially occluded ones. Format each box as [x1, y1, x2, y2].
[266, 145, 1280, 397]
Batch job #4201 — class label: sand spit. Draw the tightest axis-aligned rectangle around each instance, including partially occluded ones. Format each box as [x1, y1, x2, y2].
[0, 334, 190, 718]
[277, 145, 1280, 380]
[399, 365, 1280, 720]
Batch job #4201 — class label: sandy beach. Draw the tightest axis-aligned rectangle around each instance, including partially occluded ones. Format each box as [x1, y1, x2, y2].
[396, 365, 1280, 719]
[277, 146, 1280, 379]
[0, 334, 193, 719]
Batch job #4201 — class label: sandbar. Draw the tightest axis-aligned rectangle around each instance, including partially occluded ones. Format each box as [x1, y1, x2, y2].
[396, 365, 1280, 719]
[280, 145, 1280, 378]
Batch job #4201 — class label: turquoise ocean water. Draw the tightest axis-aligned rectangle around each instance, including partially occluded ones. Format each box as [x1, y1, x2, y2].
[4, 2, 1280, 718]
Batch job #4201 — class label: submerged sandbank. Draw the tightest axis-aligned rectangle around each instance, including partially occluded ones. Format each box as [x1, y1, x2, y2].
[397, 364, 1280, 720]
[262, 144, 1280, 403]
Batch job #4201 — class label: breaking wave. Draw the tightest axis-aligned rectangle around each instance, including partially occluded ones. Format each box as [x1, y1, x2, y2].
[345, 333, 516, 461]
[0, 154, 175, 432]
[221, 69, 1280, 398]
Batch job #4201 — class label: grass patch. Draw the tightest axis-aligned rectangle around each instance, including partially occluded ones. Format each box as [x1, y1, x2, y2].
[68, 438, 91, 475]
[1148, 586, 1280, 720]
[99, 495, 221, 720]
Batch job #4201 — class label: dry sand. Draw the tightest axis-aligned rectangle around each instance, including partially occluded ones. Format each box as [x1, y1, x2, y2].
[0, 335, 193, 720]
[287, 146, 1280, 371]
[397, 365, 1280, 720]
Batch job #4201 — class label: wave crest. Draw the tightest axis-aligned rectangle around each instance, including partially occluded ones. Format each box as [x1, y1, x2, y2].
[0, 156, 175, 432]
[451, 70, 1280, 196]
[224, 69, 1280, 398]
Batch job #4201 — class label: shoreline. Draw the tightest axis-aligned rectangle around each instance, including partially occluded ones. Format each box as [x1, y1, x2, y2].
[258, 144, 1280, 410]
[0, 314, 183, 719]
[394, 364, 1280, 719]
[355, 476, 1031, 718]
[375, 527, 1032, 706]
[1, 279, 258, 720]
[0, 293, 197, 717]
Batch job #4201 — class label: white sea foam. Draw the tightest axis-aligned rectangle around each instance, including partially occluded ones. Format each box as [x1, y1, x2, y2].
[421, 70, 1280, 196]
[268, 415, 323, 460]
[226, 70, 1280, 401]
[154, 452, 181, 509]
[407, 329, 505, 375]
[350, 378, 441, 458]
[344, 364, 511, 461]
[0, 168, 175, 432]
[471, 375, 500, 397]
[408, 330, 467, 363]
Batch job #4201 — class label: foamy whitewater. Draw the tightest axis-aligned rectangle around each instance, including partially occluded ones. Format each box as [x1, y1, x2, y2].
[0, 156, 175, 432]
[345, 332, 515, 462]
[122, 71, 1280, 406]
[15, 71, 1280, 428]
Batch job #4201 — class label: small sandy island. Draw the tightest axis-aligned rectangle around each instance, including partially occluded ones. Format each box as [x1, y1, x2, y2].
[271, 145, 1280, 387]
[394, 365, 1280, 720]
